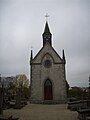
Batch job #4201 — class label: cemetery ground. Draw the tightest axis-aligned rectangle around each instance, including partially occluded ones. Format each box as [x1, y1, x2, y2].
[3, 103, 78, 120]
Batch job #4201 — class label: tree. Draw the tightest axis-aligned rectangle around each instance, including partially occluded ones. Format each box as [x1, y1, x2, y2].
[68, 87, 83, 100]
[16, 74, 29, 99]
[8, 82, 16, 100]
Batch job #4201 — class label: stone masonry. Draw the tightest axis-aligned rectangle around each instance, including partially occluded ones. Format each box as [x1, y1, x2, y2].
[29, 21, 67, 104]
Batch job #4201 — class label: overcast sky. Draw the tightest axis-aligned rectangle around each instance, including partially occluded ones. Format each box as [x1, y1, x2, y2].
[0, 0, 90, 87]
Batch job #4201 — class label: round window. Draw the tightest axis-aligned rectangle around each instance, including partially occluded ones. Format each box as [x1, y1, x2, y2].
[44, 60, 52, 68]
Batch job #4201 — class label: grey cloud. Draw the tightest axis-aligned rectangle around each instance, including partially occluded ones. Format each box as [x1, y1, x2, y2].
[0, 0, 90, 87]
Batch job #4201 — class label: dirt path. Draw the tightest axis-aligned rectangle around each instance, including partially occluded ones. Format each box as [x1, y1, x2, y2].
[4, 104, 78, 120]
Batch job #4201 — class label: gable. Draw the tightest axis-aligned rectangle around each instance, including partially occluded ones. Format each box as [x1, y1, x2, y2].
[32, 43, 63, 64]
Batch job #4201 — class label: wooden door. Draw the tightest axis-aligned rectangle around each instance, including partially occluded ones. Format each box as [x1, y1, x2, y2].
[44, 79, 53, 100]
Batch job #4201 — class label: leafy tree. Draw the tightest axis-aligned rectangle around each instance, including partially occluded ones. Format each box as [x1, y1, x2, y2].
[68, 87, 83, 100]
[16, 74, 29, 99]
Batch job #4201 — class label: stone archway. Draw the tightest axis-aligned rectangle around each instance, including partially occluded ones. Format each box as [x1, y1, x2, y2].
[44, 79, 53, 100]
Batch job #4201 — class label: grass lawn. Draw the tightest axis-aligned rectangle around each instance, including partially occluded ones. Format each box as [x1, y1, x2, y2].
[4, 104, 78, 120]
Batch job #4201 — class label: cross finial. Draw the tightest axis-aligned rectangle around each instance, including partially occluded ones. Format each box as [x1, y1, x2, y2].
[31, 46, 33, 50]
[45, 13, 49, 21]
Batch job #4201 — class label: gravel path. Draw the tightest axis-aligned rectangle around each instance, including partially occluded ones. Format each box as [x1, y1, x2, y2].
[4, 103, 78, 120]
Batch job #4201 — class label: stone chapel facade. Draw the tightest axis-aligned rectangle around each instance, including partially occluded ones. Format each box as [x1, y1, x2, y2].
[29, 21, 67, 103]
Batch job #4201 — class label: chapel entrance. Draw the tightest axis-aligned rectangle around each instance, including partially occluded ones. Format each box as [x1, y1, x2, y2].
[44, 79, 53, 100]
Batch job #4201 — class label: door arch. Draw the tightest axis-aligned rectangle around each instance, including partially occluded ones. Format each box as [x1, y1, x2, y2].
[44, 79, 53, 100]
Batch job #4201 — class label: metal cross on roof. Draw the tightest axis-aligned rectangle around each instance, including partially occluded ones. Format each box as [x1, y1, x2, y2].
[31, 46, 33, 50]
[45, 13, 49, 21]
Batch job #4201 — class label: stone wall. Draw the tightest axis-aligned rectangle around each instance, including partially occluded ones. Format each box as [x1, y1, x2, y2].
[30, 44, 67, 103]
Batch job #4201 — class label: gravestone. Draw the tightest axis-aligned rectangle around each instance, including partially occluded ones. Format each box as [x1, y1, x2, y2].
[77, 108, 90, 120]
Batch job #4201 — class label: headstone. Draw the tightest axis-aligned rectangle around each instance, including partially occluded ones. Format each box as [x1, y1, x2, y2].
[77, 108, 90, 120]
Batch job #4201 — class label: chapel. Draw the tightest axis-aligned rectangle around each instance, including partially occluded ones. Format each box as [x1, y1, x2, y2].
[29, 21, 67, 103]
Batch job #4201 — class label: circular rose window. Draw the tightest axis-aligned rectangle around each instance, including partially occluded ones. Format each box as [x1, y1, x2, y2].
[44, 60, 52, 68]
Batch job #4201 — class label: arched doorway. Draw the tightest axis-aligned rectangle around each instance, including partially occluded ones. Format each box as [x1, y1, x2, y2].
[44, 79, 53, 100]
